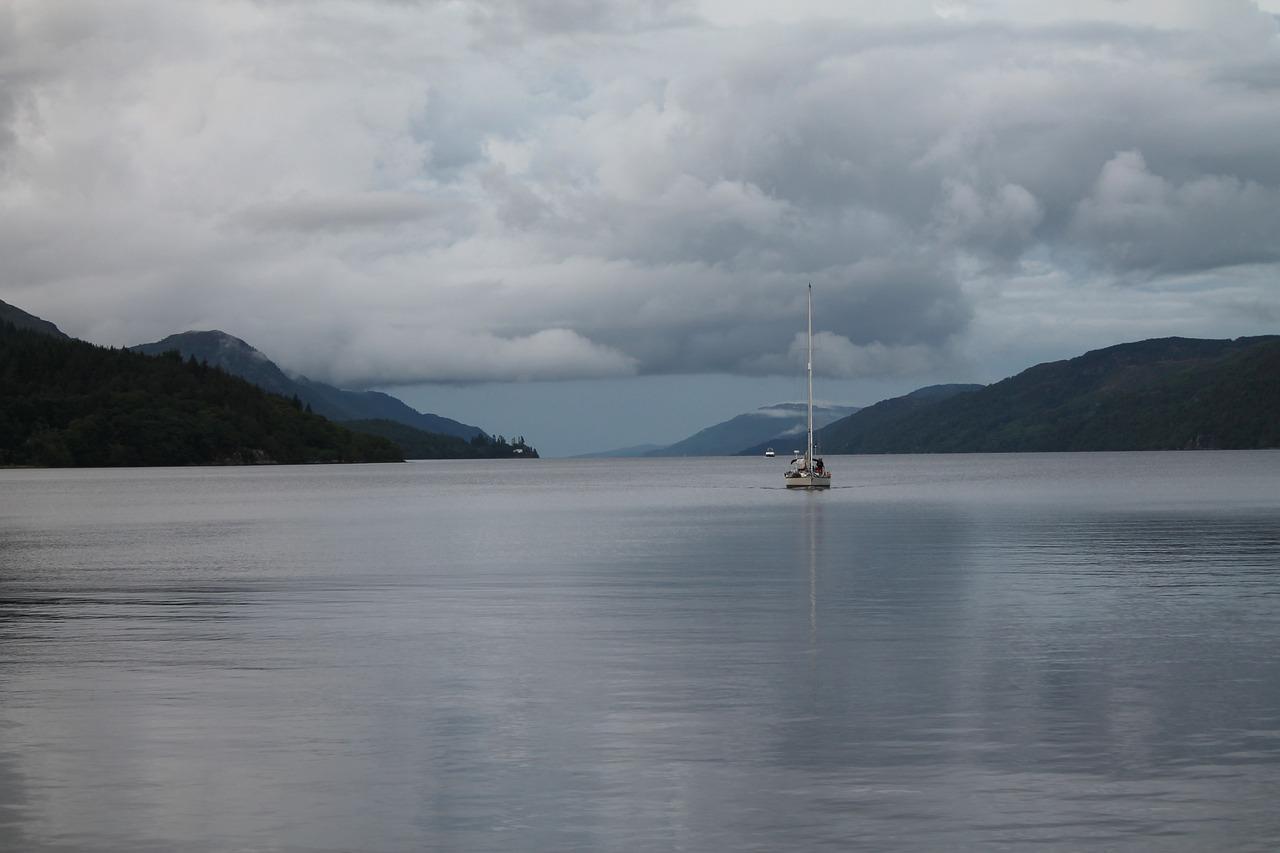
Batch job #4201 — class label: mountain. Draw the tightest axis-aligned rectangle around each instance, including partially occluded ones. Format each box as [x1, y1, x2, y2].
[342, 419, 538, 459]
[0, 299, 70, 339]
[572, 443, 666, 458]
[646, 402, 860, 457]
[0, 321, 402, 466]
[738, 385, 984, 455]
[131, 331, 484, 439]
[817, 337, 1280, 453]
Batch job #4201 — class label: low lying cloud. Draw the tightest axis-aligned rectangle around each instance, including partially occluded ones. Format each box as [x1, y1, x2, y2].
[318, 327, 639, 386]
[749, 332, 949, 379]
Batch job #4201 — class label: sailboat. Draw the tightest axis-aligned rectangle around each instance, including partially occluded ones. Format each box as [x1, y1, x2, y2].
[784, 285, 832, 489]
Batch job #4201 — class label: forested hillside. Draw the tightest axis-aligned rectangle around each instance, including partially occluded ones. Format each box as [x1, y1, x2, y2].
[343, 419, 538, 459]
[0, 322, 402, 466]
[818, 337, 1280, 453]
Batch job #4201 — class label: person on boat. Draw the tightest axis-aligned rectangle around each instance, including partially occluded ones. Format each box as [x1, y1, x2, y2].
[814, 458, 824, 474]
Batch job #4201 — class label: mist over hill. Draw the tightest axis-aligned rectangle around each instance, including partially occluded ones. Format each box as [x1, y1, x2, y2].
[0, 301, 544, 464]
[645, 402, 860, 457]
[738, 385, 984, 456]
[7, 297, 1275, 460]
[132, 331, 484, 440]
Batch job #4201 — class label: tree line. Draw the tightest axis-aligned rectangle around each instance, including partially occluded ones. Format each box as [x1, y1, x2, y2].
[0, 322, 402, 467]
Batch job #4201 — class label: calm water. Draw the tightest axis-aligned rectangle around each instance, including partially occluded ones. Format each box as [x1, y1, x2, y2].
[1, 453, 1279, 851]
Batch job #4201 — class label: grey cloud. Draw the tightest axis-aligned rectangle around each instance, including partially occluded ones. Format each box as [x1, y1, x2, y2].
[312, 326, 639, 385]
[466, 0, 696, 39]
[233, 192, 451, 232]
[1070, 151, 1280, 275]
[553, 257, 971, 378]
[933, 180, 1043, 260]
[3, 1, 1279, 388]
[1213, 58, 1280, 91]
[746, 333, 949, 379]
[0, 89, 15, 164]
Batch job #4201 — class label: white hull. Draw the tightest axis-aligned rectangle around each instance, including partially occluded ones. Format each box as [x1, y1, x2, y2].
[784, 473, 831, 489]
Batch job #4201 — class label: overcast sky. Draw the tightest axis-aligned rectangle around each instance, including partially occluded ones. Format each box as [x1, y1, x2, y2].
[3, 1, 1279, 454]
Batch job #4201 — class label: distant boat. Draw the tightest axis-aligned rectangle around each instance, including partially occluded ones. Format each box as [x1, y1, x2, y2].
[764, 448, 776, 457]
[784, 285, 831, 489]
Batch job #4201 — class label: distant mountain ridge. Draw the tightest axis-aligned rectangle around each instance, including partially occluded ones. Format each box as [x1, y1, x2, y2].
[738, 385, 984, 455]
[815, 337, 1280, 453]
[646, 402, 860, 457]
[0, 321, 401, 466]
[11, 297, 1277, 457]
[0, 299, 69, 339]
[572, 444, 666, 459]
[132, 331, 484, 440]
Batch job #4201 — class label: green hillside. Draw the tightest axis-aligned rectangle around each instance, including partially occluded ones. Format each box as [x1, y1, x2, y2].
[0, 322, 402, 467]
[819, 336, 1280, 453]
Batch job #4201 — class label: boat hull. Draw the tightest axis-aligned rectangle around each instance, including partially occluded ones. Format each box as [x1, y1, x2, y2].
[784, 473, 831, 489]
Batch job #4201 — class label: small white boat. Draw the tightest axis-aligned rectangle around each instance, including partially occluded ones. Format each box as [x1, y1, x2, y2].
[784, 284, 831, 489]
[764, 448, 776, 457]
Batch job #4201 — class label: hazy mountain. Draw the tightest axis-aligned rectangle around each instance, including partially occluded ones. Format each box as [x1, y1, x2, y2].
[0, 299, 70, 339]
[0, 322, 401, 467]
[132, 331, 484, 439]
[817, 337, 1280, 453]
[646, 402, 860, 457]
[738, 385, 984, 456]
[571, 444, 666, 459]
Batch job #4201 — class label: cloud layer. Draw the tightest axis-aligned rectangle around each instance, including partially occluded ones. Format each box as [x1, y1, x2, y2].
[2, 0, 1278, 383]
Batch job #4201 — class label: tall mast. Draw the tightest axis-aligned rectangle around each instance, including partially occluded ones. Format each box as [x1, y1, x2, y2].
[806, 283, 814, 469]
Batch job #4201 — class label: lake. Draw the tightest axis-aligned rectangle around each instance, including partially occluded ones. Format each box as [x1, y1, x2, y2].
[1, 452, 1279, 851]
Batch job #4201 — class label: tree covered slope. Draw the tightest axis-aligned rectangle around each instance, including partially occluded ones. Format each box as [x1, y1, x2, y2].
[0, 323, 402, 466]
[342, 419, 538, 459]
[818, 337, 1280, 453]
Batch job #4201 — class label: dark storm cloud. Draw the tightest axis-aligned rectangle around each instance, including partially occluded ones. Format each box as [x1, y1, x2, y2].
[233, 193, 450, 232]
[2, 0, 1278, 384]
